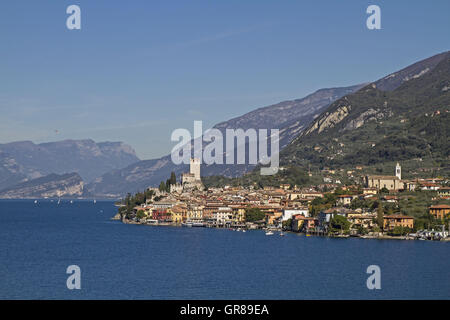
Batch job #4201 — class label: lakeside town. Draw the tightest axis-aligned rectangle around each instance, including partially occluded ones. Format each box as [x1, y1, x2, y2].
[115, 159, 450, 242]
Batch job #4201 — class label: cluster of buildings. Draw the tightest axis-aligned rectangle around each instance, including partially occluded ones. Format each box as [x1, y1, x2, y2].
[126, 160, 449, 237]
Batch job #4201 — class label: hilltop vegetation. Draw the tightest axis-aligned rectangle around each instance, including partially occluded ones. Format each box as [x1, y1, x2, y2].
[280, 53, 450, 176]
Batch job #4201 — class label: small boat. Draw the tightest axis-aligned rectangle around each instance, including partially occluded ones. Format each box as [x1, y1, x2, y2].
[93, 199, 97, 204]
[280, 232, 285, 237]
[306, 234, 311, 237]
[34, 200, 38, 204]
[192, 222, 204, 227]
[265, 231, 274, 236]
[70, 200, 73, 204]
[242, 230, 246, 233]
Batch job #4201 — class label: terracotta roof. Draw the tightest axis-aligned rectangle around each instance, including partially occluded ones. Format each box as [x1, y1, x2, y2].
[384, 215, 414, 219]
[430, 204, 450, 209]
[367, 175, 399, 180]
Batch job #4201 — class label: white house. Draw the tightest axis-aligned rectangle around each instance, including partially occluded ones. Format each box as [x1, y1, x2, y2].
[282, 208, 309, 221]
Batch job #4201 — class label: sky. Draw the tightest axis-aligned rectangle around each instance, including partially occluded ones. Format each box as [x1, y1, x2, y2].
[0, 0, 449, 159]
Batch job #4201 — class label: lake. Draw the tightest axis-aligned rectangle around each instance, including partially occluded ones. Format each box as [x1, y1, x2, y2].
[0, 200, 448, 299]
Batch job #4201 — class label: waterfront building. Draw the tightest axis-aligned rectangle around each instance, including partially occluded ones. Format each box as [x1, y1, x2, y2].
[318, 208, 352, 229]
[187, 205, 204, 222]
[168, 205, 185, 223]
[347, 213, 377, 229]
[292, 215, 318, 232]
[383, 215, 414, 231]
[291, 214, 306, 232]
[210, 207, 233, 227]
[152, 209, 171, 221]
[265, 211, 282, 226]
[283, 208, 309, 221]
[230, 206, 246, 224]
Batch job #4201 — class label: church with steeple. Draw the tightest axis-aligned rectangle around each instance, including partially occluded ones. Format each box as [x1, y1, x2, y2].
[365, 163, 403, 191]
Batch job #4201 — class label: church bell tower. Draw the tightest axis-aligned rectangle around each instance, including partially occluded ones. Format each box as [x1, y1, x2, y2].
[395, 163, 401, 180]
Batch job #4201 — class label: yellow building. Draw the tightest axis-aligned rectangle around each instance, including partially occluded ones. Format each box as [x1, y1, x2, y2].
[231, 207, 246, 224]
[168, 205, 185, 223]
[383, 215, 414, 231]
[187, 205, 203, 221]
[347, 213, 376, 229]
[437, 187, 450, 197]
[429, 204, 450, 220]
[265, 211, 282, 226]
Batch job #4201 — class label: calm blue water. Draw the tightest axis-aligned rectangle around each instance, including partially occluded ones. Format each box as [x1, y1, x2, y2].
[0, 200, 448, 300]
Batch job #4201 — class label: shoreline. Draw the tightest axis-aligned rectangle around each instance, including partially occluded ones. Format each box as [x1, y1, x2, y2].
[113, 215, 449, 242]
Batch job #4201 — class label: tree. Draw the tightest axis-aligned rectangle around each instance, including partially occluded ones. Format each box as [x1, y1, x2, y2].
[357, 225, 369, 235]
[136, 209, 146, 221]
[380, 187, 389, 194]
[330, 215, 350, 233]
[245, 208, 265, 222]
[282, 218, 292, 230]
[170, 172, 177, 185]
[391, 226, 410, 236]
[118, 206, 127, 220]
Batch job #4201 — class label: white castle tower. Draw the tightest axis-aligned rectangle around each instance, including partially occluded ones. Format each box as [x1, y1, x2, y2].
[395, 162, 401, 180]
[190, 158, 201, 181]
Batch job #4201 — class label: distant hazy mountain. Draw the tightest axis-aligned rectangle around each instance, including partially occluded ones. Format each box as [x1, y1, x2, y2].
[281, 51, 450, 173]
[0, 173, 84, 199]
[0, 139, 140, 190]
[87, 84, 366, 197]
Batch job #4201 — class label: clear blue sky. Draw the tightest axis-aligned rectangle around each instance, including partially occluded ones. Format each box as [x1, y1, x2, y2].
[0, 0, 448, 159]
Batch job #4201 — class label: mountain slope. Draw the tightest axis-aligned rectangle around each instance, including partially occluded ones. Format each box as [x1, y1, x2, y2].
[0, 139, 140, 190]
[281, 51, 450, 174]
[87, 84, 365, 197]
[0, 172, 84, 199]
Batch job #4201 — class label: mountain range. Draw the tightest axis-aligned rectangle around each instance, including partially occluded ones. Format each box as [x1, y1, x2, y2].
[86, 84, 366, 197]
[281, 51, 450, 172]
[0, 140, 139, 192]
[0, 173, 84, 199]
[1, 51, 448, 198]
